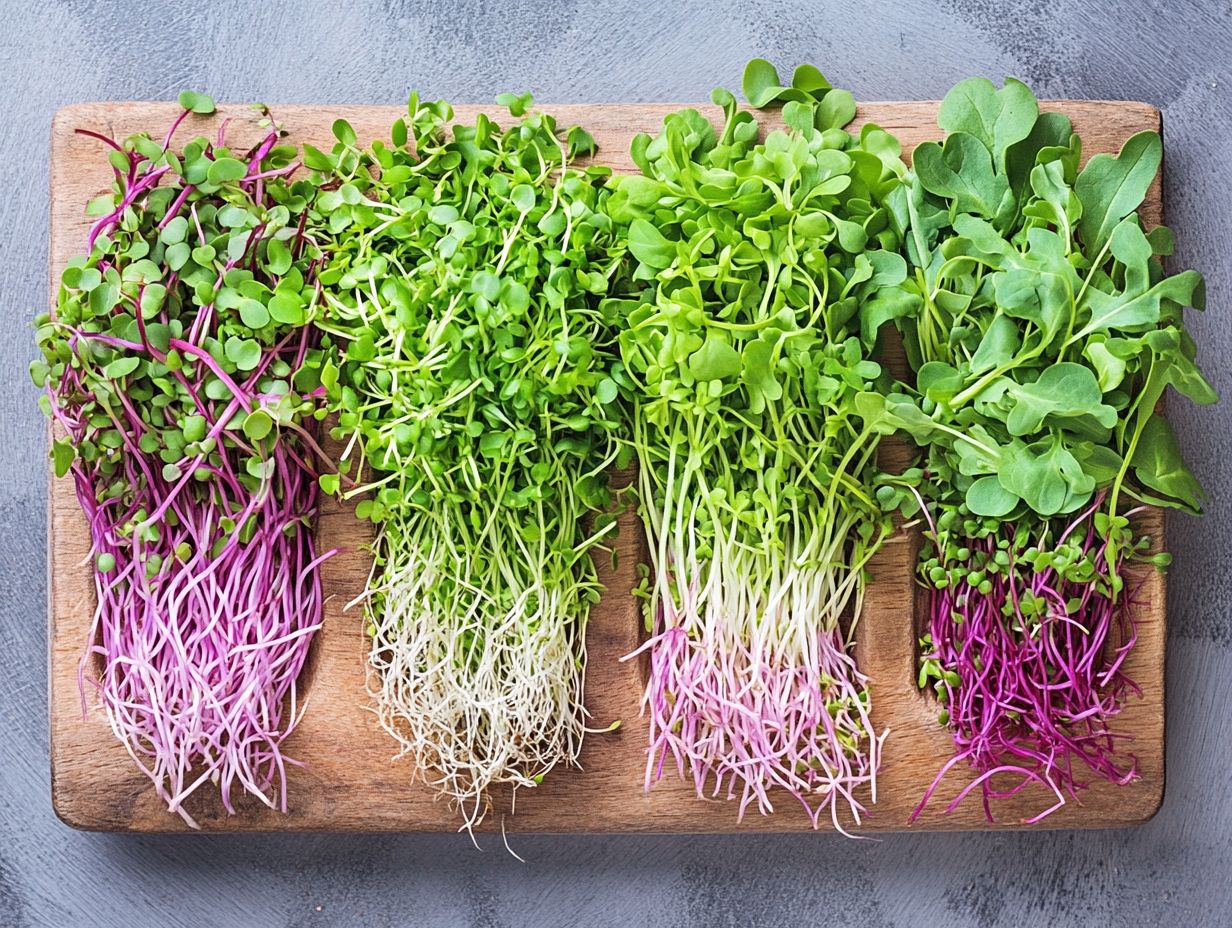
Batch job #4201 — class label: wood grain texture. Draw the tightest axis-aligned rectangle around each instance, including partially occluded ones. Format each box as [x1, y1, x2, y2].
[48, 100, 1165, 833]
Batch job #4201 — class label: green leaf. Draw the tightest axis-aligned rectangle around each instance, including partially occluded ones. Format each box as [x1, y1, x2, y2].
[472, 270, 501, 302]
[596, 378, 619, 404]
[243, 409, 273, 441]
[102, 356, 140, 379]
[917, 361, 963, 404]
[859, 288, 920, 347]
[1075, 130, 1161, 257]
[246, 456, 275, 480]
[689, 335, 742, 381]
[743, 60, 839, 110]
[1076, 268, 1202, 340]
[165, 240, 190, 269]
[427, 204, 458, 226]
[970, 314, 1021, 373]
[239, 299, 270, 328]
[84, 195, 113, 218]
[348, 332, 376, 362]
[479, 432, 508, 456]
[1165, 344, 1218, 406]
[182, 415, 207, 443]
[302, 144, 334, 172]
[268, 292, 305, 325]
[790, 63, 831, 94]
[266, 237, 292, 276]
[207, 157, 248, 184]
[1005, 363, 1116, 436]
[139, 283, 167, 319]
[937, 77, 1038, 169]
[205, 378, 231, 401]
[159, 216, 189, 245]
[89, 280, 120, 313]
[857, 391, 940, 441]
[1083, 340, 1127, 391]
[954, 425, 1005, 475]
[627, 219, 674, 270]
[1073, 443, 1124, 484]
[65, 265, 98, 290]
[332, 118, 357, 146]
[993, 266, 1069, 345]
[1131, 415, 1204, 513]
[29, 359, 50, 388]
[913, 133, 1009, 219]
[567, 125, 597, 158]
[1005, 111, 1073, 202]
[320, 359, 339, 390]
[224, 337, 262, 371]
[741, 338, 783, 413]
[319, 473, 340, 495]
[1000, 438, 1094, 516]
[966, 475, 1019, 516]
[52, 438, 75, 477]
[500, 281, 530, 315]
[177, 90, 215, 114]
[815, 89, 856, 131]
[495, 91, 533, 116]
[743, 58, 786, 108]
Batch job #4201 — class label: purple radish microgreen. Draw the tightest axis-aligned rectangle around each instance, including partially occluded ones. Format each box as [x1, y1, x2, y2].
[35, 93, 335, 825]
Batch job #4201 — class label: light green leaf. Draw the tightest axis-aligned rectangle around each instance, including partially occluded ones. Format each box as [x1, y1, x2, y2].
[937, 77, 1038, 168]
[177, 90, 215, 114]
[332, 118, 357, 146]
[207, 157, 248, 185]
[266, 238, 292, 276]
[914, 133, 1010, 219]
[1131, 415, 1204, 513]
[224, 337, 262, 371]
[1000, 438, 1094, 516]
[52, 438, 75, 477]
[1075, 130, 1161, 257]
[970, 314, 1021, 373]
[689, 335, 742, 381]
[1005, 363, 1116, 436]
[268, 292, 305, 325]
[239, 299, 270, 328]
[243, 409, 273, 441]
[627, 219, 674, 270]
[102, 356, 140, 379]
[1083, 340, 1127, 391]
[966, 475, 1019, 516]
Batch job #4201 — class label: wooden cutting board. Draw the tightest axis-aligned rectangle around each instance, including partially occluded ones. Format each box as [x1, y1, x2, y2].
[47, 100, 1166, 833]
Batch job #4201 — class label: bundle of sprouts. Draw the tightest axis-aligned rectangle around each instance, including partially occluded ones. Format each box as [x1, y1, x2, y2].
[603, 65, 909, 829]
[36, 95, 335, 824]
[309, 96, 628, 828]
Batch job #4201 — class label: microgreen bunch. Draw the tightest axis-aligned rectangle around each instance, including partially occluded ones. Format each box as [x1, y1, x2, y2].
[307, 96, 627, 828]
[604, 61, 908, 830]
[34, 93, 335, 824]
[863, 77, 1214, 821]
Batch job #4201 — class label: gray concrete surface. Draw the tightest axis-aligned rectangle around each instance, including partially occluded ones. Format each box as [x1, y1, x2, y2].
[3, 0, 1230, 925]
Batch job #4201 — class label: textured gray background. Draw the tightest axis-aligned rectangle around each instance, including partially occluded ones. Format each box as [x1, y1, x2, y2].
[2, 0, 1230, 925]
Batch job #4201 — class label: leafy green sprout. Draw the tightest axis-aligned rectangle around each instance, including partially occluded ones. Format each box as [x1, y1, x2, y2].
[35, 92, 336, 823]
[863, 76, 1215, 824]
[306, 92, 632, 830]
[603, 60, 912, 830]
